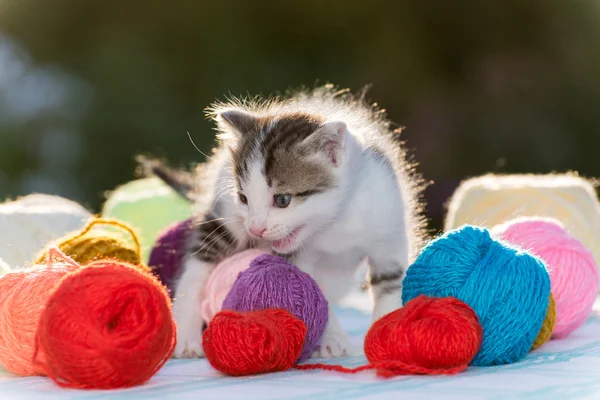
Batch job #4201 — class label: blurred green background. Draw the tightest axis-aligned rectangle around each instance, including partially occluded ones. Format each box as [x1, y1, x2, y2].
[1, 0, 599, 231]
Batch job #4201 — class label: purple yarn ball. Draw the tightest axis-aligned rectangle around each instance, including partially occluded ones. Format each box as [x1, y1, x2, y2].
[221, 254, 328, 362]
[148, 218, 193, 297]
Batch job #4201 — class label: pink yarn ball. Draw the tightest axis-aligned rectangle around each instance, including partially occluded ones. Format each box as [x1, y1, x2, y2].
[200, 249, 268, 323]
[493, 217, 599, 338]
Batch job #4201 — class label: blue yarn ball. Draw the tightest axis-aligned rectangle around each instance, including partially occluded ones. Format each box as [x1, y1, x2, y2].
[402, 225, 551, 366]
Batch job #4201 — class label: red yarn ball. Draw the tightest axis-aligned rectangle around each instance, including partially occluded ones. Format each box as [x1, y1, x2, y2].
[203, 309, 306, 376]
[35, 260, 176, 389]
[365, 295, 483, 377]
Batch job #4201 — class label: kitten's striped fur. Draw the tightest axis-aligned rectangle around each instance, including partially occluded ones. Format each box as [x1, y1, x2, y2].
[144, 84, 426, 359]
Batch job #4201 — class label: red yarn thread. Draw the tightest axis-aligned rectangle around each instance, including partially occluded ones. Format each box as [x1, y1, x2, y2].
[0, 247, 176, 389]
[297, 296, 483, 377]
[203, 309, 306, 376]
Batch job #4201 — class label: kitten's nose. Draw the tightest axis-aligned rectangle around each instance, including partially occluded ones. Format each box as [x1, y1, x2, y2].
[249, 225, 267, 238]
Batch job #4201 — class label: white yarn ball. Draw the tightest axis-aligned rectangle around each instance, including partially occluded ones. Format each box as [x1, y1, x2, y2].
[445, 173, 600, 269]
[0, 194, 93, 268]
[0, 257, 9, 276]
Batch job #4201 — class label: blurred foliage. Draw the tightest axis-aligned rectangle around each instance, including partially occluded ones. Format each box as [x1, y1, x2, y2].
[1, 0, 600, 230]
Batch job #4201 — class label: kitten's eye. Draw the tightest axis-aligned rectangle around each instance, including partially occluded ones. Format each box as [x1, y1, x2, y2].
[274, 194, 292, 208]
[238, 193, 248, 205]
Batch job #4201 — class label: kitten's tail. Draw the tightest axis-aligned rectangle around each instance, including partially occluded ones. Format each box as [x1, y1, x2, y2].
[135, 154, 196, 202]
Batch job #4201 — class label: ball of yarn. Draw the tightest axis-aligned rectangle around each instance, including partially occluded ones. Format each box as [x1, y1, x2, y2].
[0, 194, 92, 268]
[37, 259, 175, 388]
[532, 294, 556, 350]
[365, 295, 483, 376]
[34, 219, 145, 269]
[0, 248, 176, 389]
[203, 309, 306, 376]
[0, 257, 10, 276]
[402, 225, 551, 366]
[102, 177, 194, 262]
[493, 217, 599, 338]
[201, 249, 269, 323]
[0, 261, 79, 376]
[444, 173, 600, 274]
[222, 254, 328, 362]
[148, 218, 194, 296]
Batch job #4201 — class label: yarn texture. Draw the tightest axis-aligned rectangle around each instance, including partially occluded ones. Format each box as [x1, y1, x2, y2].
[148, 218, 194, 296]
[296, 296, 482, 377]
[201, 249, 268, 323]
[365, 295, 482, 376]
[0, 194, 92, 268]
[34, 219, 145, 269]
[221, 254, 328, 362]
[0, 258, 78, 376]
[402, 225, 551, 366]
[102, 177, 193, 262]
[0, 248, 176, 389]
[532, 294, 556, 350]
[493, 217, 599, 338]
[444, 173, 600, 273]
[203, 309, 306, 376]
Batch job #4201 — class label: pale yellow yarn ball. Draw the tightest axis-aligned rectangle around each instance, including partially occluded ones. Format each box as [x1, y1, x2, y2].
[445, 173, 600, 270]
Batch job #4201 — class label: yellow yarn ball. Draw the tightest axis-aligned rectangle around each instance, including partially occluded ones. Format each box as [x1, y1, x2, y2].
[532, 294, 556, 350]
[34, 219, 149, 272]
[36, 235, 139, 266]
[445, 173, 600, 270]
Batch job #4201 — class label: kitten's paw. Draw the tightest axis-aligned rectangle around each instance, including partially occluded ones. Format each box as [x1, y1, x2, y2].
[173, 335, 205, 359]
[311, 331, 361, 358]
[172, 302, 206, 358]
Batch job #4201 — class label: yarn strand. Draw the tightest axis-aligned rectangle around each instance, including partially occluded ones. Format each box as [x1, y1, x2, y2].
[46, 246, 80, 269]
[294, 361, 467, 377]
[69, 218, 142, 260]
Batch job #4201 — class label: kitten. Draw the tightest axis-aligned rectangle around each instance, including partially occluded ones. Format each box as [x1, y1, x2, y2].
[142, 85, 425, 359]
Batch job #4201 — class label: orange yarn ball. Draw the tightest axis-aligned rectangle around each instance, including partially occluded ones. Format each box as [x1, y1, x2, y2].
[0, 248, 176, 389]
[0, 262, 78, 376]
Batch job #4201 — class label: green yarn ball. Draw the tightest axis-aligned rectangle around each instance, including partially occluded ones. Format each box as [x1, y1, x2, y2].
[102, 177, 193, 262]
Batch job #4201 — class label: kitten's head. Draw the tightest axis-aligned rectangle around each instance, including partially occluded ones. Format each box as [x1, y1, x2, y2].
[214, 108, 350, 254]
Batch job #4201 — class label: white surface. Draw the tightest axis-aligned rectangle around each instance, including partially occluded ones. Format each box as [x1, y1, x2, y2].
[2, 295, 600, 400]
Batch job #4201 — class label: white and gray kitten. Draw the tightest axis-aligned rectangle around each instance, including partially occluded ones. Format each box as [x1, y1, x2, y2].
[144, 85, 425, 359]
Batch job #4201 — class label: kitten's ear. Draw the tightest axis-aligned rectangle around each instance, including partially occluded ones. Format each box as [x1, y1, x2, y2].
[215, 109, 258, 141]
[300, 121, 348, 167]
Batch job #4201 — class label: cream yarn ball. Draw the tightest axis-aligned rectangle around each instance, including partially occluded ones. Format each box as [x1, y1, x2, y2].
[0, 194, 93, 268]
[0, 257, 9, 276]
[445, 173, 600, 272]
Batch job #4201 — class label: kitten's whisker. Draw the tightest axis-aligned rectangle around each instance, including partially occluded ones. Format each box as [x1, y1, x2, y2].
[187, 131, 214, 161]
[222, 231, 239, 254]
[191, 217, 228, 228]
[193, 220, 238, 255]
[212, 179, 236, 204]
[211, 183, 235, 202]
[203, 231, 233, 258]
